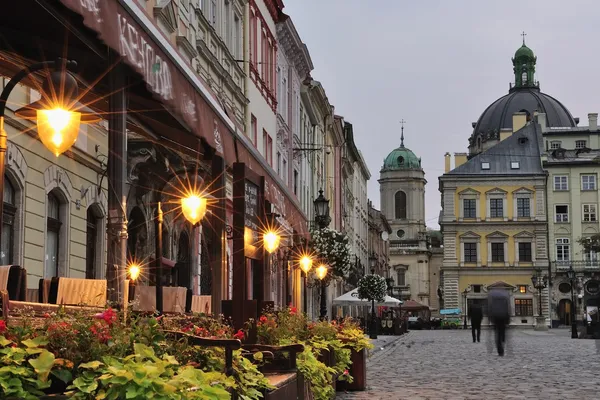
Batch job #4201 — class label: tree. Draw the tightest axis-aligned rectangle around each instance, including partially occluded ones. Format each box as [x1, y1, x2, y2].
[357, 274, 387, 303]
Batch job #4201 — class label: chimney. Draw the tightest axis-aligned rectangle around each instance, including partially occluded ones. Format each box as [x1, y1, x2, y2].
[536, 113, 547, 131]
[454, 153, 467, 168]
[444, 152, 451, 173]
[589, 113, 598, 131]
[512, 112, 527, 133]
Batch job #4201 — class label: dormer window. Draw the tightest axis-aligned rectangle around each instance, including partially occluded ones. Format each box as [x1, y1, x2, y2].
[522, 71, 527, 85]
[550, 141, 562, 149]
[576, 140, 587, 149]
[481, 162, 490, 170]
[397, 156, 404, 165]
[511, 161, 520, 169]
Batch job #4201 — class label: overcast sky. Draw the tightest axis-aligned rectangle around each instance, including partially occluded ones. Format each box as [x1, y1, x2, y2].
[284, 0, 600, 228]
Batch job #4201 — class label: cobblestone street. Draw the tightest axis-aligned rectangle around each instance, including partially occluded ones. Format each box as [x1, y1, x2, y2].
[338, 329, 600, 400]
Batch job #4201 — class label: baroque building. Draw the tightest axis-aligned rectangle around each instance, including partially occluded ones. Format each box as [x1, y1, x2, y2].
[379, 128, 436, 306]
[540, 113, 600, 327]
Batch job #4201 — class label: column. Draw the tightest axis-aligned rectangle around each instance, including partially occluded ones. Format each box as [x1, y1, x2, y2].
[106, 64, 127, 305]
[211, 154, 226, 315]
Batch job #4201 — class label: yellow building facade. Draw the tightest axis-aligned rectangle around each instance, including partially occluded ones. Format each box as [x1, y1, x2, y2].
[439, 123, 549, 327]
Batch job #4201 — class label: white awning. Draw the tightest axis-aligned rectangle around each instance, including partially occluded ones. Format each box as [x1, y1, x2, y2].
[332, 288, 402, 307]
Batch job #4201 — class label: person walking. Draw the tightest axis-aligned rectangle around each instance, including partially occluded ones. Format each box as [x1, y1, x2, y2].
[469, 304, 483, 343]
[487, 288, 510, 356]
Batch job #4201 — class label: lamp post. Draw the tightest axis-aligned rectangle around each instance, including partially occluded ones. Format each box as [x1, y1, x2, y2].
[531, 268, 549, 331]
[369, 255, 378, 339]
[567, 265, 578, 339]
[0, 59, 98, 253]
[314, 189, 331, 320]
[463, 289, 468, 329]
[299, 255, 313, 314]
[315, 264, 329, 320]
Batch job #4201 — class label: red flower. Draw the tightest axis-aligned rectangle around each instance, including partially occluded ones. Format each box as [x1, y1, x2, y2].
[43, 313, 51, 319]
[233, 330, 245, 340]
[94, 308, 117, 326]
[0, 320, 6, 335]
[343, 369, 349, 376]
[90, 322, 112, 343]
[289, 306, 297, 315]
[259, 316, 268, 323]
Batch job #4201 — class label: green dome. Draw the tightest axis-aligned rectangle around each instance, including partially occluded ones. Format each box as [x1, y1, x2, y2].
[382, 146, 421, 170]
[515, 44, 534, 60]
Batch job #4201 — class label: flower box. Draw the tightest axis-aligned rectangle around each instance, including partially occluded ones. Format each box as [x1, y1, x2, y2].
[336, 348, 366, 391]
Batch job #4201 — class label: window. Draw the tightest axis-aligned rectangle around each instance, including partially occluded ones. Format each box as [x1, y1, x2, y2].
[519, 242, 532, 262]
[491, 243, 504, 262]
[463, 199, 476, 218]
[583, 204, 597, 222]
[490, 198, 503, 218]
[46, 192, 62, 278]
[473, 284, 482, 293]
[1, 177, 15, 265]
[511, 161, 520, 169]
[550, 141, 562, 149]
[293, 170, 298, 195]
[234, 15, 241, 58]
[584, 249, 598, 263]
[397, 270, 405, 286]
[267, 134, 273, 166]
[481, 162, 490, 170]
[85, 208, 99, 279]
[515, 299, 533, 316]
[251, 115, 257, 147]
[282, 159, 287, 184]
[576, 140, 587, 149]
[556, 238, 570, 262]
[553, 175, 568, 191]
[582, 175, 596, 190]
[210, 0, 217, 26]
[262, 130, 268, 158]
[395, 191, 407, 219]
[276, 152, 281, 175]
[555, 205, 569, 222]
[518, 285, 527, 294]
[517, 198, 530, 217]
[464, 243, 477, 263]
[224, 0, 231, 48]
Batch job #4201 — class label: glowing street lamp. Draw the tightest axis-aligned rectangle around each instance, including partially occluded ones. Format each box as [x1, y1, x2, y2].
[128, 264, 141, 282]
[181, 193, 207, 225]
[299, 255, 313, 275]
[316, 264, 328, 280]
[263, 230, 281, 254]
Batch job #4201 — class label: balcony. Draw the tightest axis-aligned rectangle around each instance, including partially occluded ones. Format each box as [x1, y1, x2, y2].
[389, 285, 411, 300]
[552, 260, 600, 272]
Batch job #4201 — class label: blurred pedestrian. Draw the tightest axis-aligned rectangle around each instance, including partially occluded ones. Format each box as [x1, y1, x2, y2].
[487, 288, 510, 356]
[469, 304, 483, 343]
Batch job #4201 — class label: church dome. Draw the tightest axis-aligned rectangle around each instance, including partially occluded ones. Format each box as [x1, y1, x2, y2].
[382, 146, 421, 170]
[470, 37, 576, 150]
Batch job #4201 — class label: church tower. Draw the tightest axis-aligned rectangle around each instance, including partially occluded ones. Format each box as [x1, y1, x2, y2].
[379, 124, 430, 304]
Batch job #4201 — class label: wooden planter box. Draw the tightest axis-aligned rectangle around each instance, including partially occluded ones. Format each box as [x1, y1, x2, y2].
[336, 348, 366, 391]
[317, 347, 337, 395]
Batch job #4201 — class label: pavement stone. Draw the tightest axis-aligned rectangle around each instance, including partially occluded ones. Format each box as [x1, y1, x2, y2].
[337, 329, 600, 399]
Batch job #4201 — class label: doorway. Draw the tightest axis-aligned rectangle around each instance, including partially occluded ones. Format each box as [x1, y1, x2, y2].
[558, 299, 573, 326]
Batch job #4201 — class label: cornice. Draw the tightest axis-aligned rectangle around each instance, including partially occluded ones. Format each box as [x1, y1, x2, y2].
[277, 19, 314, 80]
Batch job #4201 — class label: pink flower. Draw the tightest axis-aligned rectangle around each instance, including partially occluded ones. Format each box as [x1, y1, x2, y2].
[94, 307, 117, 326]
[0, 320, 6, 334]
[343, 369, 349, 376]
[233, 330, 245, 340]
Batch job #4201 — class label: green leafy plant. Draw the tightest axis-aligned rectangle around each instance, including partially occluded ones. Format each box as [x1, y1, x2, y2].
[296, 343, 335, 400]
[336, 318, 374, 352]
[357, 274, 388, 303]
[67, 343, 234, 399]
[0, 335, 54, 400]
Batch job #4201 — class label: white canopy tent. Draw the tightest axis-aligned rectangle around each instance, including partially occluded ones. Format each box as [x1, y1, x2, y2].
[333, 288, 402, 307]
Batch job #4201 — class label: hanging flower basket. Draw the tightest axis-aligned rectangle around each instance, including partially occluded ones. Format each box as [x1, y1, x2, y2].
[309, 227, 351, 278]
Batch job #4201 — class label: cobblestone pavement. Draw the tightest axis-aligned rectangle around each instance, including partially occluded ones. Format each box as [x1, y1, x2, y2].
[337, 329, 600, 400]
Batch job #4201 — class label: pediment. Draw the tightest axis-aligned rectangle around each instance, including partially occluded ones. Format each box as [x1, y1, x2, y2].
[458, 188, 480, 196]
[486, 187, 507, 195]
[514, 231, 535, 238]
[512, 187, 533, 195]
[486, 231, 509, 238]
[486, 281, 516, 290]
[459, 231, 481, 239]
[154, 0, 178, 34]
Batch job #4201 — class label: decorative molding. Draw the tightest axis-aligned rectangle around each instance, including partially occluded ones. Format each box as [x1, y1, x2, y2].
[43, 165, 72, 200]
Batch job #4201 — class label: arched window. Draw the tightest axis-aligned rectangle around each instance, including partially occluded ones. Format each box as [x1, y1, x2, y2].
[395, 191, 407, 219]
[127, 207, 147, 262]
[46, 191, 62, 277]
[1, 177, 16, 265]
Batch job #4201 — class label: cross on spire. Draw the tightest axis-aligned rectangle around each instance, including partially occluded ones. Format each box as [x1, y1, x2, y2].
[521, 31, 527, 45]
[400, 119, 406, 147]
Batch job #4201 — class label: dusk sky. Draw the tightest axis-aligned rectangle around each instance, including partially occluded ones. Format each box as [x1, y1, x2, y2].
[284, 0, 600, 228]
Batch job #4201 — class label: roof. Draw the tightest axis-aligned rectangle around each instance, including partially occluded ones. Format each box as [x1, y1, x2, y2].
[382, 146, 421, 171]
[514, 43, 535, 60]
[448, 122, 545, 176]
[471, 88, 576, 140]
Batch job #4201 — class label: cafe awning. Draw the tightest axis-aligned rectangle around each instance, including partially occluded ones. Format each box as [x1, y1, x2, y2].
[332, 288, 403, 308]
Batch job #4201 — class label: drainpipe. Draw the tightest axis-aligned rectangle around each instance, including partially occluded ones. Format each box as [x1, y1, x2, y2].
[545, 171, 552, 329]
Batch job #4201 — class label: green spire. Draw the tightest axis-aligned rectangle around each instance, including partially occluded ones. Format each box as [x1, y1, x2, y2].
[512, 31, 537, 89]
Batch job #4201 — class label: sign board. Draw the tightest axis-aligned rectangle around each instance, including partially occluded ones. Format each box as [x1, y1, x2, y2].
[244, 180, 259, 231]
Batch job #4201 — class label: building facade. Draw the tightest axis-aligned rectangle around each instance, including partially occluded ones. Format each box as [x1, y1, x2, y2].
[540, 112, 600, 327]
[379, 129, 432, 304]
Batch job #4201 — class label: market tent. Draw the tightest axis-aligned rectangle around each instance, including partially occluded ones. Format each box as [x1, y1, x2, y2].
[401, 300, 430, 311]
[332, 288, 402, 307]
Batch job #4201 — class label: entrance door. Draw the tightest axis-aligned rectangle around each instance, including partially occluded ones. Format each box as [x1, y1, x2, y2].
[558, 299, 573, 326]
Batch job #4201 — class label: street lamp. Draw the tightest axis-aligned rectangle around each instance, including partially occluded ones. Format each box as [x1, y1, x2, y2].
[531, 268, 548, 331]
[180, 193, 208, 225]
[0, 59, 98, 254]
[313, 190, 331, 320]
[127, 262, 141, 302]
[299, 254, 313, 313]
[316, 264, 329, 320]
[369, 254, 378, 339]
[567, 265, 578, 339]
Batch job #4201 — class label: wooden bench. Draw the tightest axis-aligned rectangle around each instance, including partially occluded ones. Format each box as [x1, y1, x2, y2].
[242, 343, 305, 400]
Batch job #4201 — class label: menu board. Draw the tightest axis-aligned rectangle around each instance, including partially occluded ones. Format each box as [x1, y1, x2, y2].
[244, 180, 259, 231]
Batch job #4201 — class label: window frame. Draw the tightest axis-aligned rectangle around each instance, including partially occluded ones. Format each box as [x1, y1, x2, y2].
[553, 175, 568, 191]
[555, 238, 570, 262]
[464, 242, 477, 263]
[583, 204, 597, 222]
[516, 197, 531, 218]
[491, 242, 505, 262]
[518, 242, 532, 262]
[515, 299, 533, 316]
[581, 174, 597, 191]
[555, 204, 569, 223]
[46, 191, 63, 278]
[463, 198, 477, 219]
[550, 141, 562, 149]
[490, 198, 504, 218]
[576, 140, 587, 149]
[394, 191, 407, 219]
[1, 177, 16, 265]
